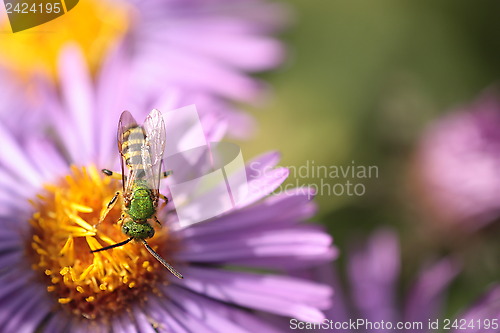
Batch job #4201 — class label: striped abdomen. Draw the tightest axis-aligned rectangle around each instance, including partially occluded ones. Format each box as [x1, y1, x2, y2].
[121, 126, 151, 177]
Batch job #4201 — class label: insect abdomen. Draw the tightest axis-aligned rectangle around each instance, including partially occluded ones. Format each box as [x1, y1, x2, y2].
[122, 126, 148, 177]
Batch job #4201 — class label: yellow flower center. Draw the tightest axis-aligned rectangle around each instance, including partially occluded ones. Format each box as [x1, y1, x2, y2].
[28, 165, 177, 320]
[0, 0, 130, 78]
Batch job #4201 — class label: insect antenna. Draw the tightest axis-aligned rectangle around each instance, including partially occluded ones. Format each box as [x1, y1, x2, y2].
[141, 240, 184, 279]
[90, 237, 134, 253]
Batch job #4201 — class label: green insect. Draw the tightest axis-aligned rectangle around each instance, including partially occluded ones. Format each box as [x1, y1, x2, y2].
[92, 109, 183, 279]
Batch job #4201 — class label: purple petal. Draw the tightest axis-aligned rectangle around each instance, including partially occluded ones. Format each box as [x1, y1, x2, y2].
[404, 258, 461, 326]
[132, 306, 158, 333]
[3, 286, 51, 333]
[43, 312, 71, 333]
[165, 285, 283, 333]
[240, 167, 289, 207]
[316, 264, 351, 326]
[112, 314, 139, 333]
[154, 28, 284, 71]
[95, 43, 134, 166]
[0, 252, 26, 273]
[0, 123, 42, 188]
[0, 210, 31, 232]
[178, 226, 333, 266]
[69, 320, 90, 333]
[57, 45, 96, 162]
[224, 251, 337, 270]
[452, 285, 500, 333]
[144, 296, 190, 333]
[246, 151, 282, 179]
[24, 138, 68, 182]
[223, 109, 257, 139]
[0, 169, 32, 200]
[0, 236, 21, 253]
[0, 284, 46, 326]
[0, 182, 30, 212]
[134, 47, 264, 102]
[179, 187, 316, 240]
[174, 266, 331, 322]
[0, 269, 32, 300]
[75, 320, 109, 333]
[348, 229, 400, 324]
[158, 301, 219, 333]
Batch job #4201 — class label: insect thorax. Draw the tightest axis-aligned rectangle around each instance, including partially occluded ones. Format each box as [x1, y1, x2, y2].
[127, 182, 156, 221]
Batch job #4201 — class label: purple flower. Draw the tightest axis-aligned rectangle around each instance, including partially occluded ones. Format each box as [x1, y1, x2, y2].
[128, 0, 287, 103]
[0, 0, 286, 138]
[413, 93, 500, 231]
[315, 229, 459, 332]
[0, 45, 334, 331]
[36, 45, 237, 167]
[122, 0, 288, 138]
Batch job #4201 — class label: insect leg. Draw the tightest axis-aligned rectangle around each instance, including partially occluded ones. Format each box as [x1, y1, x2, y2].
[95, 191, 120, 227]
[159, 194, 169, 205]
[101, 169, 123, 180]
[161, 170, 173, 179]
[152, 215, 162, 227]
[158, 171, 172, 209]
[141, 240, 183, 279]
[90, 237, 133, 253]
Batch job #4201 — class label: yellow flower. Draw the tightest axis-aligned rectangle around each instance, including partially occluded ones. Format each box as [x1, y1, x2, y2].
[29, 166, 175, 319]
[0, 0, 129, 79]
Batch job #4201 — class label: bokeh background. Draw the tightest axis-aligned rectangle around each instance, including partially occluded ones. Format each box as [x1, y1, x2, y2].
[240, 0, 500, 317]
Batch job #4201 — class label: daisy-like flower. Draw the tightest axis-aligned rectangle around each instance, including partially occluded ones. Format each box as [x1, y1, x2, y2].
[0, 47, 334, 331]
[413, 92, 500, 231]
[315, 229, 459, 332]
[0, 0, 285, 108]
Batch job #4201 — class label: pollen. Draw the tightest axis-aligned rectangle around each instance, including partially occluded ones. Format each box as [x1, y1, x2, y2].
[28, 165, 176, 320]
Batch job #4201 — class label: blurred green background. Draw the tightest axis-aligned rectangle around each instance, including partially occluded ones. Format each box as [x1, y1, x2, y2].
[239, 0, 500, 317]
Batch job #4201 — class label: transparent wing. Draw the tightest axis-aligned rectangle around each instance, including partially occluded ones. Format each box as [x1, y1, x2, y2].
[118, 111, 139, 193]
[142, 109, 166, 192]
